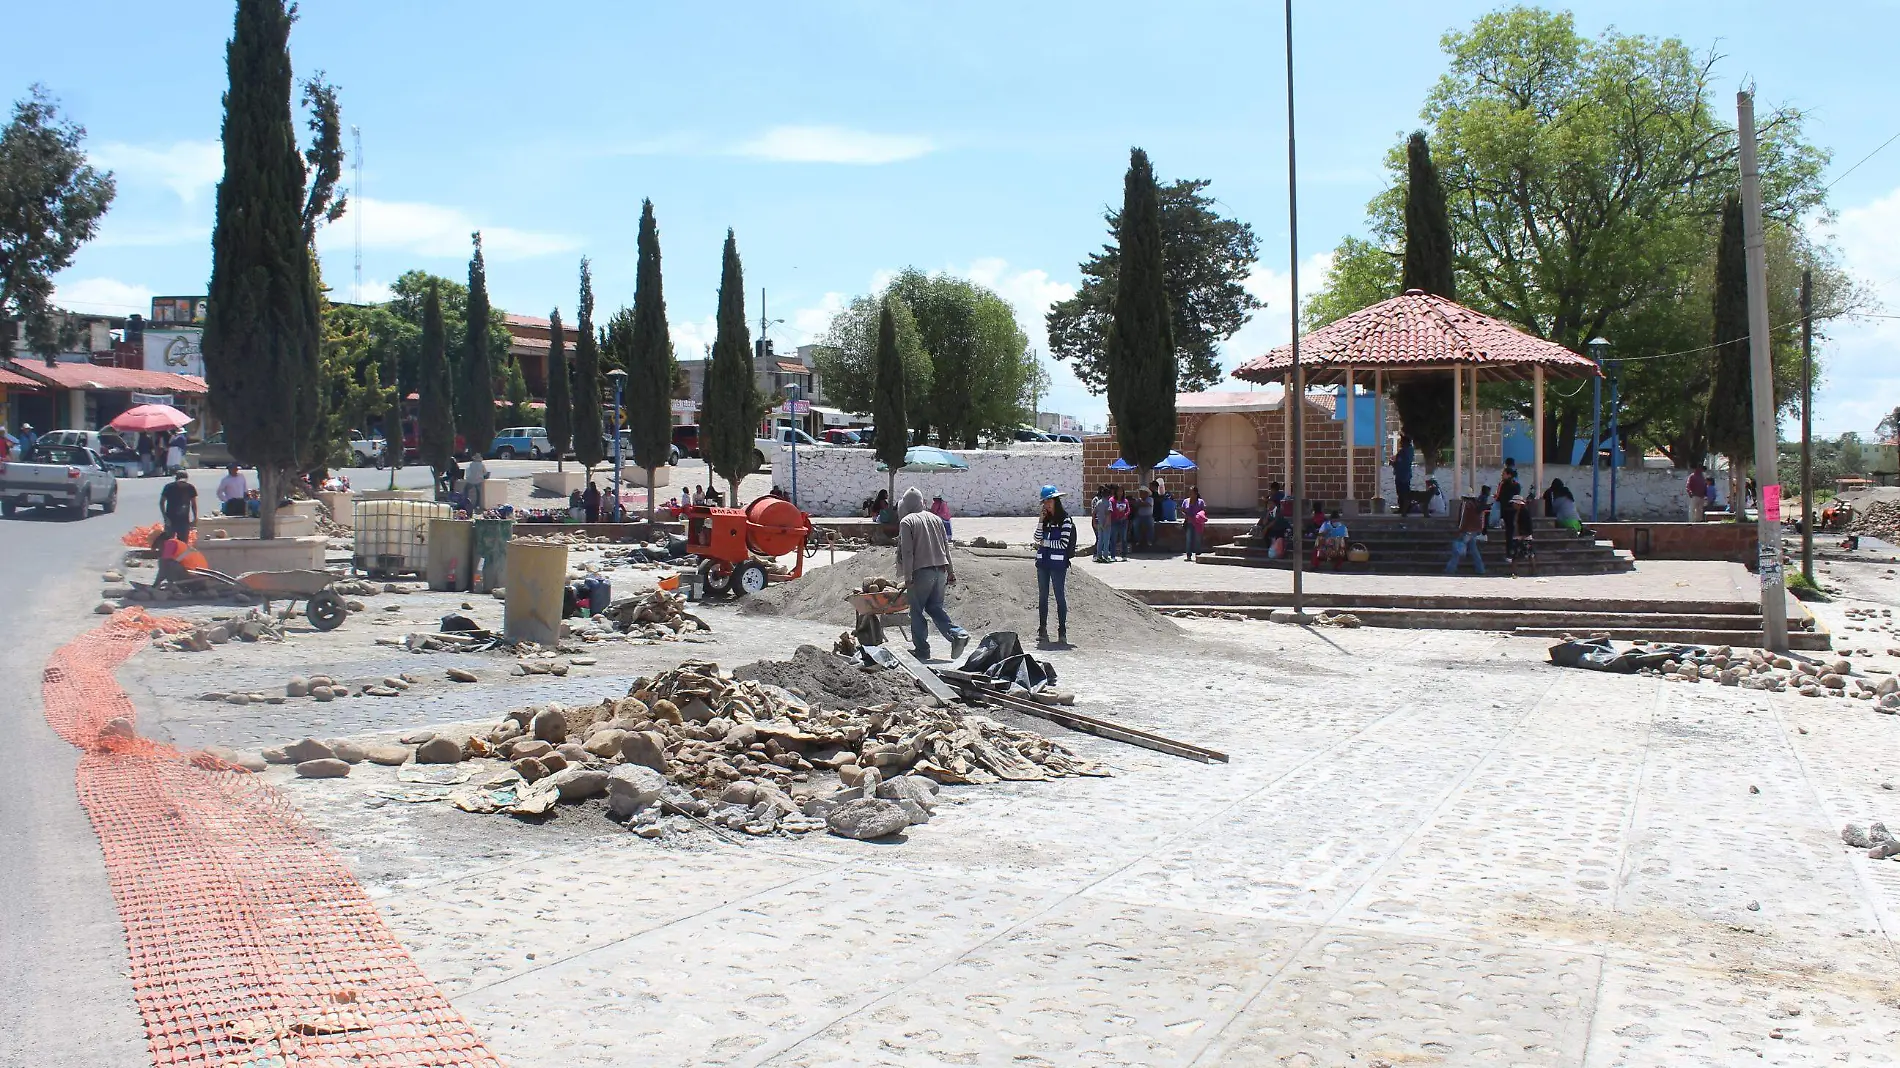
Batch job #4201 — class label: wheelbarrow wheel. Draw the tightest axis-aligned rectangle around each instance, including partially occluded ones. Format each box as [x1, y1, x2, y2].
[306, 590, 348, 631]
[735, 561, 769, 596]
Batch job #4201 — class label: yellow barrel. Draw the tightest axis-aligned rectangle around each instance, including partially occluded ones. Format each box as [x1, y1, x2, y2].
[503, 538, 567, 645]
[426, 519, 473, 591]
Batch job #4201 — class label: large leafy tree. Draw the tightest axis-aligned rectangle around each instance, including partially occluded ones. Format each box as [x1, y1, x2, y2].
[318, 298, 396, 469]
[544, 307, 571, 469]
[571, 258, 604, 472]
[1104, 147, 1176, 476]
[813, 270, 1033, 446]
[702, 230, 765, 501]
[623, 199, 675, 519]
[202, 0, 334, 538]
[458, 232, 496, 453]
[381, 269, 510, 390]
[1046, 176, 1259, 394]
[872, 299, 908, 501]
[1306, 6, 1849, 466]
[416, 281, 454, 477]
[0, 87, 115, 361]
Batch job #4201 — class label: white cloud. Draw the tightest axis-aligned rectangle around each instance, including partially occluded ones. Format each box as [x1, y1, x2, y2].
[1813, 185, 1900, 436]
[734, 125, 933, 165]
[1215, 251, 1335, 377]
[316, 196, 580, 263]
[92, 141, 223, 202]
[789, 291, 848, 344]
[52, 277, 155, 316]
[671, 315, 717, 359]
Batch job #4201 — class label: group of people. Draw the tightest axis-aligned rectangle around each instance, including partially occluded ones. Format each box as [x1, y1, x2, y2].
[1088, 482, 1202, 561]
[0, 423, 37, 461]
[1440, 458, 1587, 576]
[132, 430, 191, 477]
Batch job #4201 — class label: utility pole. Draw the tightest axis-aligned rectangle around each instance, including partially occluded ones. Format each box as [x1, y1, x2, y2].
[1284, 0, 1306, 619]
[351, 125, 363, 305]
[1738, 91, 1788, 652]
[1800, 269, 1814, 582]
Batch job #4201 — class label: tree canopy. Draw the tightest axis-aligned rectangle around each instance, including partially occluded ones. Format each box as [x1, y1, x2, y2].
[544, 307, 571, 468]
[416, 281, 454, 473]
[702, 230, 765, 498]
[319, 297, 396, 468]
[872, 299, 908, 495]
[1305, 5, 1859, 466]
[1104, 147, 1177, 473]
[0, 86, 115, 361]
[622, 199, 676, 515]
[458, 232, 496, 452]
[813, 269, 1034, 446]
[571, 258, 605, 470]
[1046, 176, 1259, 395]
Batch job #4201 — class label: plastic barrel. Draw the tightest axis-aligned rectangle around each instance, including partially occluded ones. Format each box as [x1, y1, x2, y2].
[426, 519, 473, 591]
[503, 538, 567, 646]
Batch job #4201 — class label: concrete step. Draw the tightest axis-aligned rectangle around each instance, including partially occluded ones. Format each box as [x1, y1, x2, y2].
[1192, 554, 1635, 575]
[1125, 588, 1769, 615]
[1512, 626, 1833, 652]
[1149, 605, 1791, 631]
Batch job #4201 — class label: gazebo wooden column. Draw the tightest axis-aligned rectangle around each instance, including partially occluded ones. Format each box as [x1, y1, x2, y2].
[1533, 365, 1546, 497]
[1343, 365, 1356, 510]
[1452, 368, 1464, 498]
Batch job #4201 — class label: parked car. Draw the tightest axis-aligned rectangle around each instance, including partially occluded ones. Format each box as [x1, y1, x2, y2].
[672, 424, 700, 458]
[185, 431, 236, 469]
[403, 423, 469, 462]
[1015, 427, 1054, 442]
[0, 442, 119, 518]
[822, 428, 863, 446]
[348, 431, 387, 468]
[751, 426, 826, 468]
[487, 426, 554, 460]
[1051, 433, 1082, 444]
[42, 429, 141, 475]
[602, 430, 681, 466]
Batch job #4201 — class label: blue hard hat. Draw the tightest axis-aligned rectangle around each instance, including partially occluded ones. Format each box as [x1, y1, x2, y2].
[1039, 485, 1064, 500]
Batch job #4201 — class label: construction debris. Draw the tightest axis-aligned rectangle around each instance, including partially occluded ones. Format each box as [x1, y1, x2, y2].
[596, 589, 710, 640]
[1551, 639, 1899, 710]
[153, 609, 285, 651]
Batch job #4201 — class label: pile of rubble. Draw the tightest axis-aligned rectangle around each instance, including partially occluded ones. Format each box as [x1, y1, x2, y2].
[1848, 499, 1900, 542]
[596, 589, 710, 640]
[200, 671, 423, 706]
[154, 609, 286, 651]
[266, 648, 1107, 842]
[1622, 644, 1900, 710]
[1842, 821, 1900, 861]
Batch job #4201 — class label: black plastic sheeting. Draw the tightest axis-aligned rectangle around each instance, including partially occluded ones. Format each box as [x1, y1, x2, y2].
[959, 631, 1059, 693]
[1548, 637, 1708, 673]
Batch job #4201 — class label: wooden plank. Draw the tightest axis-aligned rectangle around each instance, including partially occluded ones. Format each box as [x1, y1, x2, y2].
[882, 645, 960, 707]
[936, 668, 1229, 764]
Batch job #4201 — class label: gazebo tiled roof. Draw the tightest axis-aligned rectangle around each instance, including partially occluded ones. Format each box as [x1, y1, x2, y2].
[1232, 290, 1601, 385]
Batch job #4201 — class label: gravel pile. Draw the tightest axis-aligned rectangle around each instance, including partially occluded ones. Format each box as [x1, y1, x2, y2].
[1848, 499, 1900, 541]
[1620, 644, 1900, 709]
[738, 547, 1179, 648]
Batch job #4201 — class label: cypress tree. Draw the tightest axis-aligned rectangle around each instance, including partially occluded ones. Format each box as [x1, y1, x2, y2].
[1103, 147, 1176, 480]
[626, 199, 676, 520]
[503, 356, 530, 425]
[459, 232, 496, 455]
[1400, 132, 1454, 299]
[872, 299, 909, 503]
[201, 0, 322, 539]
[702, 229, 764, 502]
[417, 282, 455, 479]
[572, 258, 605, 472]
[1705, 194, 1752, 502]
[1395, 130, 1457, 466]
[545, 307, 571, 470]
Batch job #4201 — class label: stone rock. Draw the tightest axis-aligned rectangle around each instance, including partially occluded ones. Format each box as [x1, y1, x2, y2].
[721, 781, 762, 806]
[308, 675, 335, 688]
[295, 758, 351, 778]
[400, 730, 437, 745]
[447, 667, 479, 683]
[1820, 673, 1846, 690]
[311, 686, 335, 702]
[651, 699, 683, 725]
[508, 738, 554, 760]
[415, 737, 463, 764]
[896, 798, 932, 825]
[838, 764, 883, 791]
[226, 693, 252, 706]
[363, 744, 412, 766]
[540, 752, 569, 774]
[363, 686, 401, 698]
[620, 730, 669, 772]
[1872, 839, 1900, 860]
[555, 742, 590, 764]
[286, 676, 310, 698]
[283, 738, 335, 763]
[531, 707, 569, 743]
[381, 676, 411, 690]
[94, 601, 115, 615]
[606, 765, 668, 817]
[584, 729, 629, 758]
[723, 722, 758, 750]
[327, 739, 368, 764]
[876, 775, 940, 810]
[1843, 824, 1876, 848]
[512, 757, 550, 782]
[261, 747, 292, 765]
[205, 746, 268, 773]
[548, 766, 609, 801]
[98, 716, 136, 742]
[199, 692, 229, 702]
[825, 798, 912, 840]
[1718, 668, 1741, 687]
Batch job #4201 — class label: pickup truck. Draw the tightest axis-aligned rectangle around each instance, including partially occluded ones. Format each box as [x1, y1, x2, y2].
[752, 427, 825, 467]
[0, 443, 120, 518]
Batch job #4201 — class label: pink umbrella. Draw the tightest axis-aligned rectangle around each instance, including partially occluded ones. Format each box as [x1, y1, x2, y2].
[109, 404, 194, 432]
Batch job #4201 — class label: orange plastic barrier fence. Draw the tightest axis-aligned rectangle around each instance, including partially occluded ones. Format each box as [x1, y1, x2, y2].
[42, 608, 505, 1067]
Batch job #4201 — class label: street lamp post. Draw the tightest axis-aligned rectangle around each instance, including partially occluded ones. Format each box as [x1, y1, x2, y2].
[607, 368, 627, 522]
[1588, 337, 1610, 522]
[784, 383, 801, 508]
[1607, 357, 1621, 520]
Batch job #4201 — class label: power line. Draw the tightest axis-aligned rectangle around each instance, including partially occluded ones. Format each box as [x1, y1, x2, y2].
[1826, 128, 1900, 190]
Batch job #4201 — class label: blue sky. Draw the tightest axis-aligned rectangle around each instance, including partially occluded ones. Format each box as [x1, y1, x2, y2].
[18, 0, 1899, 435]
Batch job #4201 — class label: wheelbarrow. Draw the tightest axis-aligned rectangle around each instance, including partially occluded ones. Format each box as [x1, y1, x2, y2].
[150, 567, 353, 630]
[846, 586, 909, 648]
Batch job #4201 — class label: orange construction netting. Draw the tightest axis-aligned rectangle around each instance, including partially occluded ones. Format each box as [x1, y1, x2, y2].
[122, 522, 195, 549]
[43, 608, 505, 1067]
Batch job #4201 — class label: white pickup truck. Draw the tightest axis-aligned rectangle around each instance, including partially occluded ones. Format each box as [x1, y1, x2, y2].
[0, 442, 121, 518]
[752, 427, 825, 468]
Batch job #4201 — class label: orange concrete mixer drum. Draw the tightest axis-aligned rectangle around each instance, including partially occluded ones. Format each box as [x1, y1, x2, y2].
[682, 498, 814, 597]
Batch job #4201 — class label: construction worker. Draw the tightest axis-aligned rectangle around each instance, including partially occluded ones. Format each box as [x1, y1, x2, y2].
[896, 486, 968, 662]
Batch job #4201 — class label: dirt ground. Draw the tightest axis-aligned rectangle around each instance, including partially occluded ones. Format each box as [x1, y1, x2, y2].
[110, 535, 1900, 1067]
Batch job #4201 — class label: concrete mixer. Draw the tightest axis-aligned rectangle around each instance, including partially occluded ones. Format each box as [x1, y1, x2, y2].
[682, 496, 814, 596]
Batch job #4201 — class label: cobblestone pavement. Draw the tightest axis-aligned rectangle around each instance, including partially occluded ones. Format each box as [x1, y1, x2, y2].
[118, 549, 1900, 1068]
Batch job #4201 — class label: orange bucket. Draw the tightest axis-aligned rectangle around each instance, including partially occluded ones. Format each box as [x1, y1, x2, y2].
[657, 573, 681, 591]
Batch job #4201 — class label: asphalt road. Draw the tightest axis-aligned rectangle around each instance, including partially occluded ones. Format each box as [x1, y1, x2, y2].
[0, 463, 427, 1068]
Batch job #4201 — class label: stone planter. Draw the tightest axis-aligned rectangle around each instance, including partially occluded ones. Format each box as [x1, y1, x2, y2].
[532, 470, 584, 497]
[319, 490, 353, 527]
[194, 535, 328, 574]
[196, 513, 317, 540]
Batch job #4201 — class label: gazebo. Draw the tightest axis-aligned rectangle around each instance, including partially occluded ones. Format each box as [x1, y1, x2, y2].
[1232, 289, 1601, 506]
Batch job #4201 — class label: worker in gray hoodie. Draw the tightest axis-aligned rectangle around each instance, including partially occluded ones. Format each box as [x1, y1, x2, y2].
[896, 486, 969, 661]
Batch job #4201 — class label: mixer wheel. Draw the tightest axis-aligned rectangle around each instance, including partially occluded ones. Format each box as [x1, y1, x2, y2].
[698, 558, 733, 596]
[735, 561, 769, 596]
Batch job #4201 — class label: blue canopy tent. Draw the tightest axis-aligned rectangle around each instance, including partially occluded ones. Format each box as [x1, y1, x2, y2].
[1109, 451, 1197, 472]
[875, 446, 970, 472]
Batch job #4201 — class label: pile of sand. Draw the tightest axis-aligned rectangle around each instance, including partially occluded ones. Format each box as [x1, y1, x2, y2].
[740, 548, 1179, 648]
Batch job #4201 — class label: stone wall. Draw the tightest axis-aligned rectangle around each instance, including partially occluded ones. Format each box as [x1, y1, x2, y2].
[775, 445, 1081, 517]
